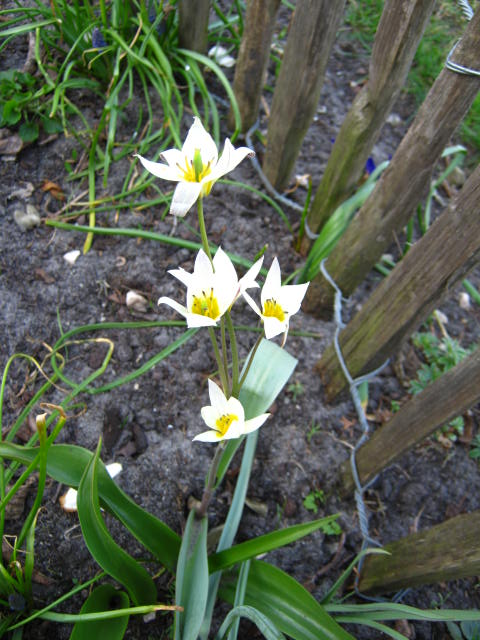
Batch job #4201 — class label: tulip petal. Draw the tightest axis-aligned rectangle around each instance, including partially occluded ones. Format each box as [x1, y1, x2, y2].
[243, 291, 262, 317]
[201, 405, 219, 429]
[193, 430, 223, 442]
[262, 315, 286, 340]
[207, 379, 229, 413]
[209, 138, 254, 182]
[261, 257, 282, 305]
[168, 267, 193, 288]
[182, 117, 218, 166]
[243, 413, 270, 434]
[135, 154, 181, 182]
[279, 282, 309, 315]
[238, 257, 264, 294]
[157, 296, 188, 318]
[170, 181, 203, 217]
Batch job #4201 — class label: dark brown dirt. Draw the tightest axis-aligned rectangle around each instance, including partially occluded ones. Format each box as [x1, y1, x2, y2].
[1, 5, 480, 639]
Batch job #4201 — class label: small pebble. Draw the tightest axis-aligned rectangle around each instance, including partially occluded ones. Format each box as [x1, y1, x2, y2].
[13, 204, 41, 231]
[458, 292, 471, 310]
[63, 249, 81, 265]
[126, 290, 149, 313]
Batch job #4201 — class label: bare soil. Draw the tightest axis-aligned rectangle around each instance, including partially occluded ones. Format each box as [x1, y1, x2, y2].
[1, 8, 480, 640]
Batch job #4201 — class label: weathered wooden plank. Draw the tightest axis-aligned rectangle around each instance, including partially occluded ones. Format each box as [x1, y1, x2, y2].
[262, 0, 346, 191]
[301, 0, 435, 253]
[342, 347, 480, 493]
[317, 162, 480, 400]
[359, 511, 480, 594]
[178, 0, 210, 54]
[228, 0, 281, 133]
[303, 7, 480, 315]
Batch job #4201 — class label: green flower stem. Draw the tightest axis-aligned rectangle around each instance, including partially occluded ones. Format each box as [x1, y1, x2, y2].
[238, 334, 263, 392]
[208, 327, 229, 395]
[220, 317, 231, 396]
[195, 441, 226, 519]
[197, 198, 213, 264]
[225, 312, 239, 397]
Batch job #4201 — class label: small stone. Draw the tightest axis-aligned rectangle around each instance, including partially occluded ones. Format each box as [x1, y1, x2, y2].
[387, 112, 402, 127]
[459, 292, 471, 310]
[13, 204, 41, 231]
[63, 250, 81, 265]
[126, 290, 149, 313]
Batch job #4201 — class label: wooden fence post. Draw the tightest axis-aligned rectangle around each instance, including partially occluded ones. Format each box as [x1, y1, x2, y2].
[317, 162, 480, 400]
[261, 0, 346, 191]
[358, 511, 480, 593]
[303, 7, 480, 315]
[341, 348, 480, 493]
[178, 0, 210, 54]
[301, 0, 436, 253]
[228, 0, 281, 133]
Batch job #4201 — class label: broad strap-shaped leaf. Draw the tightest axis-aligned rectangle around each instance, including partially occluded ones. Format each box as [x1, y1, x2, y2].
[219, 560, 355, 640]
[76, 441, 157, 606]
[175, 510, 209, 640]
[216, 605, 286, 640]
[0, 442, 181, 572]
[216, 338, 297, 486]
[201, 340, 298, 639]
[209, 515, 340, 573]
[69, 584, 129, 640]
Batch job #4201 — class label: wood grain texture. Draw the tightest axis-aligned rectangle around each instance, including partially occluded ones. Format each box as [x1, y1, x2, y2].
[302, 0, 436, 250]
[304, 7, 480, 314]
[341, 347, 480, 493]
[228, 0, 281, 132]
[359, 511, 480, 593]
[262, 0, 346, 191]
[317, 162, 480, 399]
[178, 0, 210, 54]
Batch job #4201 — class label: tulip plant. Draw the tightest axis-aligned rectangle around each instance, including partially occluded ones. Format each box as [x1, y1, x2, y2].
[0, 118, 359, 640]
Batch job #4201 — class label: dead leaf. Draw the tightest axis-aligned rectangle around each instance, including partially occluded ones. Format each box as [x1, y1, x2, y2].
[339, 416, 355, 431]
[41, 179, 65, 201]
[35, 268, 55, 284]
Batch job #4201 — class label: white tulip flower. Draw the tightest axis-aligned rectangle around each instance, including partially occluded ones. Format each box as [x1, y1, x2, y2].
[194, 379, 269, 442]
[158, 247, 263, 328]
[135, 118, 254, 217]
[244, 257, 309, 341]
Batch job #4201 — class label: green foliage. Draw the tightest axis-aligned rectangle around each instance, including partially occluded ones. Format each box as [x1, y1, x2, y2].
[0, 69, 62, 141]
[470, 434, 480, 461]
[69, 584, 130, 640]
[410, 329, 476, 440]
[303, 489, 325, 514]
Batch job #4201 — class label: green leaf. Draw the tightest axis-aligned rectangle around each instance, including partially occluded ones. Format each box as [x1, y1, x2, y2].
[0, 442, 181, 573]
[209, 516, 340, 573]
[69, 584, 129, 640]
[216, 339, 297, 486]
[175, 510, 209, 640]
[216, 605, 286, 640]
[201, 340, 297, 639]
[239, 339, 297, 420]
[220, 560, 355, 640]
[2, 99, 22, 125]
[19, 121, 39, 143]
[77, 440, 157, 606]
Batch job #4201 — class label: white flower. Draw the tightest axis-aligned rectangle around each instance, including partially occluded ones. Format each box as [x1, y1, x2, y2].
[158, 247, 263, 328]
[135, 117, 254, 217]
[194, 379, 270, 442]
[244, 257, 309, 341]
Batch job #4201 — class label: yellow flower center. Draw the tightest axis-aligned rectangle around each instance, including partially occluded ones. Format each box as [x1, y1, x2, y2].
[191, 289, 220, 319]
[215, 413, 238, 436]
[263, 298, 286, 322]
[177, 148, 212, 183]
